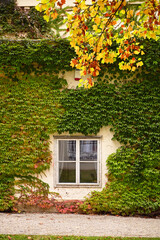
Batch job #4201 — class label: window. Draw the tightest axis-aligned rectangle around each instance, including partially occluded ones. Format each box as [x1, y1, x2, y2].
[57, 139, 100, 185]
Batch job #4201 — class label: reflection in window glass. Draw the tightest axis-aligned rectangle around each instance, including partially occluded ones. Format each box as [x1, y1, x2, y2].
[80, 162, 97, 183]
[59, 162, 76, 183]
[59, 140, 76, 161]
[80, 140, 97, 161]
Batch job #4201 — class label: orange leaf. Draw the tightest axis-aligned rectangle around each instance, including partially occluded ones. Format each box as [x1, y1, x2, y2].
[112, 20, 117, 25]
[92, 71, 97, 77]
[51, 11, 58, 20]
[88, 77, 92, 85]
[71, 59, 77, 67]
[105, 13, 110, 17]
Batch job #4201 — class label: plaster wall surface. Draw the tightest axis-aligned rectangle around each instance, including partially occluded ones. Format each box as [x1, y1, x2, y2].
[17, 0, 40, 6]
[59, 71, 90, 89]
[17, 0, 91, 7]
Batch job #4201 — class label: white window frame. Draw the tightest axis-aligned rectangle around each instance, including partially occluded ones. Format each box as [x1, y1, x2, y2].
[55, 137, 101, 187]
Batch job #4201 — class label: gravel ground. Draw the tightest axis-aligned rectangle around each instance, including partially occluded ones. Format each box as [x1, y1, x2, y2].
[0, 213, 160, 237]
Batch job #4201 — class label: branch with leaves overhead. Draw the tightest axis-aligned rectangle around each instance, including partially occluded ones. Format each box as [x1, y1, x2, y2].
[36, 0, 160, 86]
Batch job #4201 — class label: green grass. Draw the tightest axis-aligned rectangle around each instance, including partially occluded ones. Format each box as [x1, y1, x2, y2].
[0, 236, 160, 240]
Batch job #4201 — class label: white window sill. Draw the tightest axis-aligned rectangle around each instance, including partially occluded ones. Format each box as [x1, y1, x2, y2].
[55, 183, 101, 188]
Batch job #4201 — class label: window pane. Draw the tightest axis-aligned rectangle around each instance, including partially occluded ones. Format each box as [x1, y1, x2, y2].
[59, 140, 76, 161]
[80, 162, 97, 183]
[80, 140, 97, 161]
[59, 162, 76, 183]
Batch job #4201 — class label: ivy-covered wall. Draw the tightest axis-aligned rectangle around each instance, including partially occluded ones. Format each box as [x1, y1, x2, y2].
[58, 78, 160, 215]
[0, 38, 160, 215]
[0, 39, 74, 211]
[0, 0, 53, 39]
[0, 39, 75, 79]
[0, 0, 68, 39]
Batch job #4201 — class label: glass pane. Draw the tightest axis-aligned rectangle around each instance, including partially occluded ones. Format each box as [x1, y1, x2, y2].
[59, 162, 76, 183]
[59, 140, 76, 161]
[80, 140, 97, 161]
[80, 162, 97, 183]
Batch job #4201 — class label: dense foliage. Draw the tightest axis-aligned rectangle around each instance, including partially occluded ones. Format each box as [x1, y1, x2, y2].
[0, 39, 75, 211]
[0, 0, 53, 38]
[37, 0, 160, 83]
[0, 38, 160, 215]
[0, 75, 65, 211]
[58, 78, 160, 215]
[0, 39, 75, 80]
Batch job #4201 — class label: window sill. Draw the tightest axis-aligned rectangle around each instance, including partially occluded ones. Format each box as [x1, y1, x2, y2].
[55, 183, 101, 188]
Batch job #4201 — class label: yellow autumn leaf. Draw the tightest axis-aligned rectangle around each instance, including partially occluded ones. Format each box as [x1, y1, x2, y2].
[88, 84, 92, 89]
[97, 0, 104, 10]
[119, 64, 124, 70]
[131, 66, 136, 71]
[124, 32, 129, 39]
[95, 70, 99, 76]
[90, 68, 95, 73]
[89, 39, 94, 46]
[73, 7, 78, 13]
[120, 64, 127, 70]
[42, 4, 47, 11]
[109, 51, 116, 58]
[35, 4, 41, 12]
[93, 25, 98, 31]
[120, 10, 125, 15]
[95, 17, 101, 25]
[107, 39, 112, 45]
[123, 0, 127, 6]
[143, 9, 149, 15]
[96, 52, 104, 61]
[80, 1, 87, 10]
[41, 0, 48, 3]
[127, 65, 131, 71]
[43, 15, 50, 22]
[70, 41, 76, 48]
[134, 50, 140, 55]
[67, 14, 73, 21]
[91, 10, 97, 17]
[79, 79, 84, 83]
[127, 10, 133, 18]
[136, 61, 143, 67]
[78, 83, 82, 87]
[119, 62, 123, 69]
[104, 57, 114, 64]
[70, 61, 75, 68]
[149, 32, 156, 40]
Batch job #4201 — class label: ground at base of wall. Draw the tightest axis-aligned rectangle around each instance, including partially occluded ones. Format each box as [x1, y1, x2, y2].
[13, 200, 84, 214]
[12, 204, 160, 219]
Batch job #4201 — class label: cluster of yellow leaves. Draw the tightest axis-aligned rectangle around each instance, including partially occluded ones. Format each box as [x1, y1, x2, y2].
[35, 0, 65, 21]
[67, 0, 127, 77]
[36, 0, 160, 82]
[78, 77, 94, 88]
